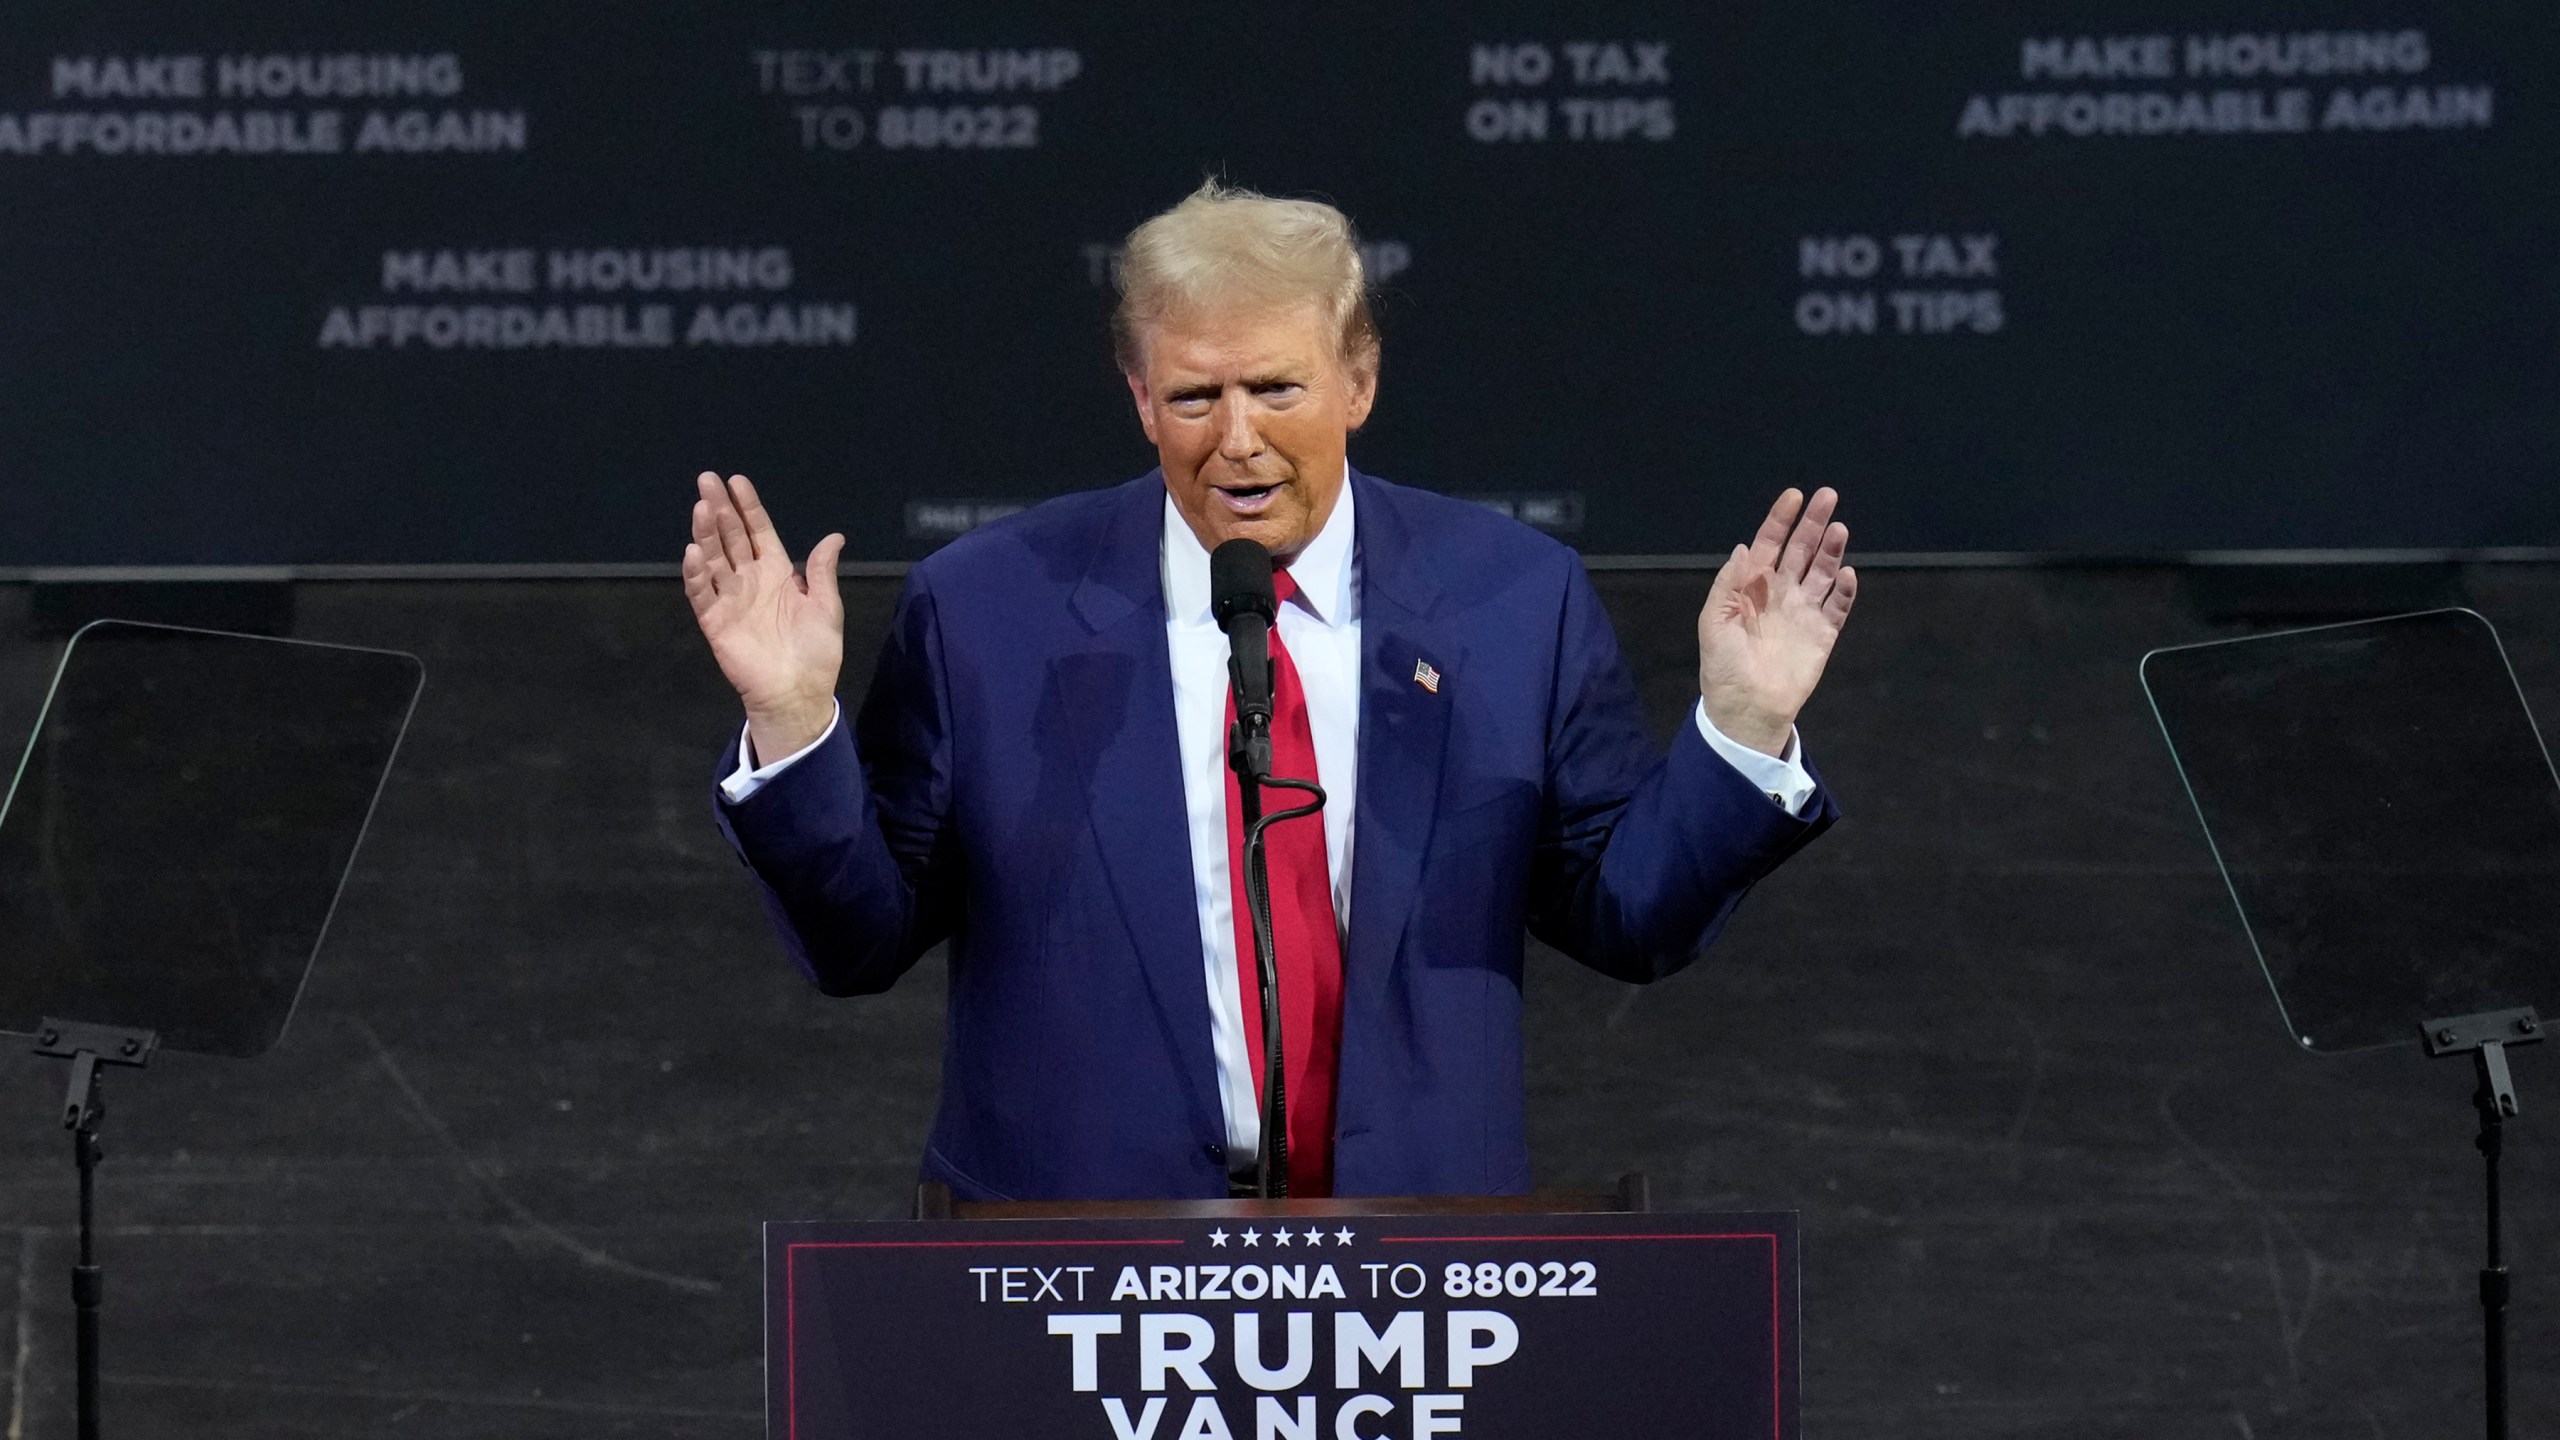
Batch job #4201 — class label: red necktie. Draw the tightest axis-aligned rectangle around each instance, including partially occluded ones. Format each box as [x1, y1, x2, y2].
[1224, 569, 1345, 1196]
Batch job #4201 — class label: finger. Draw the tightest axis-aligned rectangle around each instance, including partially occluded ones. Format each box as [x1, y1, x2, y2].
[728, 473, 784, 562]
[710, 475, 757, 572]
[690, 498, 731, 577]
[695, 472, 748, 573]
[690, 499, 725, 574]
[692, 472, 723, 529]
[804, 532, 847, 615]
[690, 474, 724, 548]
[1746, 488, 1804, 569]
[1779, 487, 1839, 583]
[681, 542, 719, 613]
[1822, 564, 1858, 623]
[1804, 521, 1849, 591]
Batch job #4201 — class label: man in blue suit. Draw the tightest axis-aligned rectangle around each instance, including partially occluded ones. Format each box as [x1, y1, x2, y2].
[684, 183, 1858, 1201]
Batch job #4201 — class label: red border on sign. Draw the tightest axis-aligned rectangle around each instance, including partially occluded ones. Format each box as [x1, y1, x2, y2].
[1377, 1232, 1785, 1440]
[785, 1229, 1785, 1440]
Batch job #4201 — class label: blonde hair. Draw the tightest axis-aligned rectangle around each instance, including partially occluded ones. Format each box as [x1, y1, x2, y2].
[1112, 180, 1379, 380]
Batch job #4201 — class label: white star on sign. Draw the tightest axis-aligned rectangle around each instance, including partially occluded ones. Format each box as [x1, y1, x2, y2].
[1208, 1229, 1229, 1248]
[1303, 1227, 1325, 1246]
[1241, 1228, 1261, 1247]
[1334, 1227, 1356, 1245]
[1271, 1227, 1293, 1246]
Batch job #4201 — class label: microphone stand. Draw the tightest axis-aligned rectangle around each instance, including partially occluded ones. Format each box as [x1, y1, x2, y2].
[1227, 712, 1324, 1199]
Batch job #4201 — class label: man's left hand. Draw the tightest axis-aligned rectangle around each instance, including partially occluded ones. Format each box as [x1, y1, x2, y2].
[1697, 486, 1858, 757]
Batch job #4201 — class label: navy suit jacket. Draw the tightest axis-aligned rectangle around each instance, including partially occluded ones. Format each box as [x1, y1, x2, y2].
[714, 468, 1836, 1201]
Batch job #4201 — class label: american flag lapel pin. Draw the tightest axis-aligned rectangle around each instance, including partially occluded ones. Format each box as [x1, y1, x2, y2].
[1412, 658, 1441, 694]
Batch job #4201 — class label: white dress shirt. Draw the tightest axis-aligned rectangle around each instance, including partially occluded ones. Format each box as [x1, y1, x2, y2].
[721, 470, 1819, 1167]
[1162, 483, 1364, 1172]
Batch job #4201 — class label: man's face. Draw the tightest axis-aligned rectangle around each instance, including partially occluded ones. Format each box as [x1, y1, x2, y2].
[1126, 299, 1376, 559]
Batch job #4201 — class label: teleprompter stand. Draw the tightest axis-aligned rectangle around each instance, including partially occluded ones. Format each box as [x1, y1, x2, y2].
[2146, 609, 2560, 1440]
[32, 1019, 159, 1440]
[2422, 1006, 2544, 1440]
[0, 620, 422, 1438]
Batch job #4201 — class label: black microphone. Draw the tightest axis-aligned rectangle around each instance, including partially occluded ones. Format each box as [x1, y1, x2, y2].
[1211, 538, 1277, 777]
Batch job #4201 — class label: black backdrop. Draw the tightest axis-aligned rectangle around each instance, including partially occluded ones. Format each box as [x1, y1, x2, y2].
[2, 1, 2552, 566]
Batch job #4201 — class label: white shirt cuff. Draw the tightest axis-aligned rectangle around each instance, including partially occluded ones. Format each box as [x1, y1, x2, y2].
[717, 702, 843, 804]
[1694, 700, 1817, 817]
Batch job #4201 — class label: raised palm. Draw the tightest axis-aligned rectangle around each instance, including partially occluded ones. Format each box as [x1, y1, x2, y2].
[1697, 487, 1858, 756]
[682, 472, 847, 761]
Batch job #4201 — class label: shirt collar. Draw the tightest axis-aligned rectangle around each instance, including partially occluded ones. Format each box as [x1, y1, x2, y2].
[1160, 462, 1359, 629]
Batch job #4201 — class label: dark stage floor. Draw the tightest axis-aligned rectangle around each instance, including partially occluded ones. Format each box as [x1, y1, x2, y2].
[0, 565, 2551, 1437]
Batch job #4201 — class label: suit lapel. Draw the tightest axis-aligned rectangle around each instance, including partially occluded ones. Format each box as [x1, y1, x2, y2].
[1057, 475, 1223, 1136]
[1345, 471, 1453, 1009]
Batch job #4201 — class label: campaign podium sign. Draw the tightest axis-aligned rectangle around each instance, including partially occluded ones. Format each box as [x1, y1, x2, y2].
[766, 1209, 1799, 1439]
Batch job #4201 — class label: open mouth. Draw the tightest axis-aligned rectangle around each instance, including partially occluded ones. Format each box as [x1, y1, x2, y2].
[1213, 482, 1284, 514]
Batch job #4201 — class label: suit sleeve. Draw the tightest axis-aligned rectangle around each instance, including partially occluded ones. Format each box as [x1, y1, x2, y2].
[1523, 559, 1837, 983]
[711, 567, 963, 995]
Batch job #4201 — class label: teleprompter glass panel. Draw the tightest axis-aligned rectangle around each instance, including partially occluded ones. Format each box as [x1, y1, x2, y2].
[0, 621, 421, 1057]
[2142, 609, 2560, 1053]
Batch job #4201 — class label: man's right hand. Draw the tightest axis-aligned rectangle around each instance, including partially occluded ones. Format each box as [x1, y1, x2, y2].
[683, 471, 847, 765]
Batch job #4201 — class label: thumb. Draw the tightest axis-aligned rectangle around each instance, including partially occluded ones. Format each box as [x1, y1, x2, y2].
[804, 533, 847, 614]
[1703, 543, 1750, 609]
